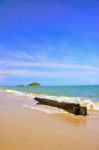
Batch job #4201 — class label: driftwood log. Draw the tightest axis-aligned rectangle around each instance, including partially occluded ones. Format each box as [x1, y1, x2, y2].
[34, 97, 87, 116]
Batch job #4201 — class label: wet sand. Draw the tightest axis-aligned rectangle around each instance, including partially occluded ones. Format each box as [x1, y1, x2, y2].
[0, 93, 99, 150]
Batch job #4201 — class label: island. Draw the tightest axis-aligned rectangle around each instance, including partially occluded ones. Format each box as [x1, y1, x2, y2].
[17, 85, 24, 87]
[28, 82, 41, 87]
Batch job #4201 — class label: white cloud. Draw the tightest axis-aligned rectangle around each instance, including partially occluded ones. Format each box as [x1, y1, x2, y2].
[0, 60, 99, 71]
[0, 71, 6, 80]
[0, 70, 8, 75]
[12, 51, 35, 60]
[1, 69, 99, 78]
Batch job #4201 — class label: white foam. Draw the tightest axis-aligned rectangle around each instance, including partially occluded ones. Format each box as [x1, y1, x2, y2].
[22, 104, 66, 114]
[0, 88, 99, 111]
[0, 89, 36, 98]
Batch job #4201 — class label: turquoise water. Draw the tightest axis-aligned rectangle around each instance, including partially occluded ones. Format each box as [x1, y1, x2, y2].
[0, 85, 99, 101]
[0, 85, 99, 112]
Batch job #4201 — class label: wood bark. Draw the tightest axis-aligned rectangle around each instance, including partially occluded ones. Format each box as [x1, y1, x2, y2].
[34, 97, 87, 116]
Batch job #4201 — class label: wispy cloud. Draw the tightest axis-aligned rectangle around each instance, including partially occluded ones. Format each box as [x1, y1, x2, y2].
[1, 69, 99, 78]
[0, 70, 8, 76]
[0, 59, 99, 71]
[0, 44, 49, 62]
[0, 70, 8, 81]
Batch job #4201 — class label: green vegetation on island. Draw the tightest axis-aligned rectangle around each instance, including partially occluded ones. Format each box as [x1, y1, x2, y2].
[28, 82, 41, 87]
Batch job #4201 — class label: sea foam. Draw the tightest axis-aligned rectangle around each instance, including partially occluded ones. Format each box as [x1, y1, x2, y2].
[0, 88, 99, 112]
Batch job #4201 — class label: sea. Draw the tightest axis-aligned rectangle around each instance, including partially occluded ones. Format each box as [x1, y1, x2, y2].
[0, 85, 99, 114]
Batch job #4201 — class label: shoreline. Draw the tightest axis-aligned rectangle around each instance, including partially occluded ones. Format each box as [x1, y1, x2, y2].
[1, 89, 99, 113]
[0, 93, 99, 150]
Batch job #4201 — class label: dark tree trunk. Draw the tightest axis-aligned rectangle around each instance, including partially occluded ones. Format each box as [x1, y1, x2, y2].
[34, 97, 87, 116]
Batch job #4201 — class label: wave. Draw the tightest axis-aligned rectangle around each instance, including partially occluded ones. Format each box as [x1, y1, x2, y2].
[0, 88, 99, 112]
[22, 104, 66, 114]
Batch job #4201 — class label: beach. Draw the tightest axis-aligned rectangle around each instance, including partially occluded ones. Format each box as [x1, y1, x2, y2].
[0, 92, 99, 150]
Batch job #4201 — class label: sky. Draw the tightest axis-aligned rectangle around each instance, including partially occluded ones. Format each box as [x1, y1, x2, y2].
[0, 0, 99, 86]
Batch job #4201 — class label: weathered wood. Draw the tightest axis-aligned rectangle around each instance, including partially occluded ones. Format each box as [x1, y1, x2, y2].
[34, 97, 87, 116]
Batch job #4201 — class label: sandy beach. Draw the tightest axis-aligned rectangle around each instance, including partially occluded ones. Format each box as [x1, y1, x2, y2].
[0, 93, 99, 150]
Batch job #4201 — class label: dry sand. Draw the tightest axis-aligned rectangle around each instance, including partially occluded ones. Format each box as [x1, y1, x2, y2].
[0, 93, 99, 150]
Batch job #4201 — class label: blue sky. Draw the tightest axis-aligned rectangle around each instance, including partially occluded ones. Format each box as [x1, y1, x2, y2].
[0, 0, 99, 85]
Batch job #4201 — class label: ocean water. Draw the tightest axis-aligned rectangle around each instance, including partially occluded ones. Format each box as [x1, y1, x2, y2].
[0, 85, 99, 113]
